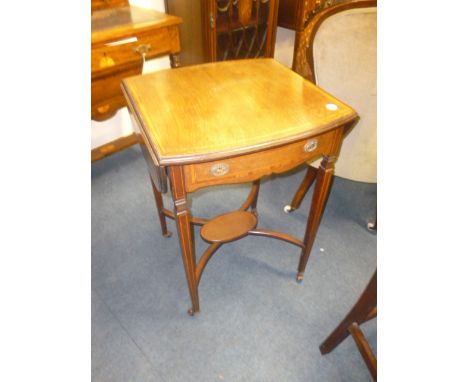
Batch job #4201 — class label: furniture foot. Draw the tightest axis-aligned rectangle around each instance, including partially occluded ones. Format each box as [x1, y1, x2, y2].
[296, 272, 304, 283]
[367, 214, 377, 232]
[284, 205, 293, 213]
[187, 307, 198, 316]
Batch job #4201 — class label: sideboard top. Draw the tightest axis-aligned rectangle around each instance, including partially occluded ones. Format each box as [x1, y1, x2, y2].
[92, 5, 181, 45]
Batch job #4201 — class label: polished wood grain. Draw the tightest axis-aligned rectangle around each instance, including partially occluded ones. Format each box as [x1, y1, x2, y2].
[92, 0, 128, 12]
[320, 270, 377, 381]
[121, 58, 356, 166]
[91, 132, 139, 162]
[297, 127, 344, 282]
[92, 60, 143, 121]
[91, 3, 181, 126]
[277, 0, 305, 30]
[92, 6, 181, 46]
[169, 165, 200, 315]
[150, 176, 172, 238]
[183, 131, 334, 192]
[289, 165, 317, 211]
[123, 58, 358, 315]
[201, 211, 257, 243]
[349, 323, 377, 380]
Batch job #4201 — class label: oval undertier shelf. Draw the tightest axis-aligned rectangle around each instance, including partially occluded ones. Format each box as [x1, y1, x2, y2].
[200, 210, 257, 243]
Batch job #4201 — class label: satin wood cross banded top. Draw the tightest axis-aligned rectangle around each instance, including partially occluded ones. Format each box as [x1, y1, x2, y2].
[121, 58, 357, 166]
[121, 58, 358, 316]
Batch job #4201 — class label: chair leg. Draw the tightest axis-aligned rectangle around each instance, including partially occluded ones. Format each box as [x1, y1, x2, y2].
[349, 322, 377, 381]
[319, 271, 377, 354]
[284, 166, 318, 213]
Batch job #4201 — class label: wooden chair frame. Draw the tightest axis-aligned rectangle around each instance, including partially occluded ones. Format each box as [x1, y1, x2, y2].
[284, 0, 377, 212]
[320, 270, 377, 380]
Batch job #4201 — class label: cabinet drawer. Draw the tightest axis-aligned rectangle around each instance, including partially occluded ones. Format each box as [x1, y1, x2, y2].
[91, 60, 143, 120]
[91, 27, 179, 74]
[183, 130, 337, 193]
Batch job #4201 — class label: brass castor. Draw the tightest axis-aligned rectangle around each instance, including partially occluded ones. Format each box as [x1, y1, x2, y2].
[296, 273, 304, 283]
[187, 308, 195, 316]
[284, 205, 294, 213]
[367, 221, 376, 232]
[163, 231, 172, 238]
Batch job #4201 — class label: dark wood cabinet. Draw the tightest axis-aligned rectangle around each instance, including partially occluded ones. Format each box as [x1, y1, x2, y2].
[278, 0, 346, 31]
[165, 0, 279, 66]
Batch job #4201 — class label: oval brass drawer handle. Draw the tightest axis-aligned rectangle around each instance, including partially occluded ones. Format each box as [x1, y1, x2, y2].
[304, 139, 318, 153]
[134, 43, 152, 55]
[210, 163, 230, 176]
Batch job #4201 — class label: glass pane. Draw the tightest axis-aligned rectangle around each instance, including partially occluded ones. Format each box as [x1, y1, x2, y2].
[216, 0, 271, 61]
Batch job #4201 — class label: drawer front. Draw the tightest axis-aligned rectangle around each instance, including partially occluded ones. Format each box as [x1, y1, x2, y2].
[91, 60, 143, 121]
[183, 130, 337, 193]
[91, 26, 180, 74]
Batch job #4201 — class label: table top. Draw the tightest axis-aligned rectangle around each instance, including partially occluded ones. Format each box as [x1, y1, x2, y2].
[122, 58, 357, 166]
[91, 5, 181, 46]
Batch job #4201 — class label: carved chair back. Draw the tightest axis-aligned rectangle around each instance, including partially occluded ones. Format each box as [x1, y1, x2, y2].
[293, 0, 377, 182]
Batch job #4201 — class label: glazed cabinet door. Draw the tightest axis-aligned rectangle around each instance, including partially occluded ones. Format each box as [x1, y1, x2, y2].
[205, 0, 279, 61]
[165, 0, 279, 66]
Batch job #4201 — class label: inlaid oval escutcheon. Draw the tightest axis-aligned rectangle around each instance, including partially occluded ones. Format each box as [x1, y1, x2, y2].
[210, 163, 230, 176]
[200, 211, 257, 243]
[304, 139, 318, 153]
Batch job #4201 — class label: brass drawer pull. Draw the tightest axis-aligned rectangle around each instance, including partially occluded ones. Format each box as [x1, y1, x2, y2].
[211, 163, 230, 176]
[304, 139, 318, 153]
[134, 43, 152, 55]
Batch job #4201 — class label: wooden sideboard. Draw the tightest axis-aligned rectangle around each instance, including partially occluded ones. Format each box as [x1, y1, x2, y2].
[91, 0, 181, 161]
[164, 0, 279, 67]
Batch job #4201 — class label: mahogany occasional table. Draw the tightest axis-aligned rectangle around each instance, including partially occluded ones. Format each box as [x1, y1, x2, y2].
[121, 58, 358, 315]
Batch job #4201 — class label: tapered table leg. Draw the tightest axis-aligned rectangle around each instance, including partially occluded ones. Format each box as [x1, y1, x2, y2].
[169, 53, 180, 68]
[296, 156, 336, 282]
[169, 166, 200, 315]
[250, 179, 260, 213]
[150, 177, 171, 238]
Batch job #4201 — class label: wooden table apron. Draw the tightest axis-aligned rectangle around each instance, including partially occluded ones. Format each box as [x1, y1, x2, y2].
[121, 60, 357, 315]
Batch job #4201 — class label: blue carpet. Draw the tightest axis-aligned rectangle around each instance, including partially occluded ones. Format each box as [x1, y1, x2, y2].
[92, 145, 377, 382]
